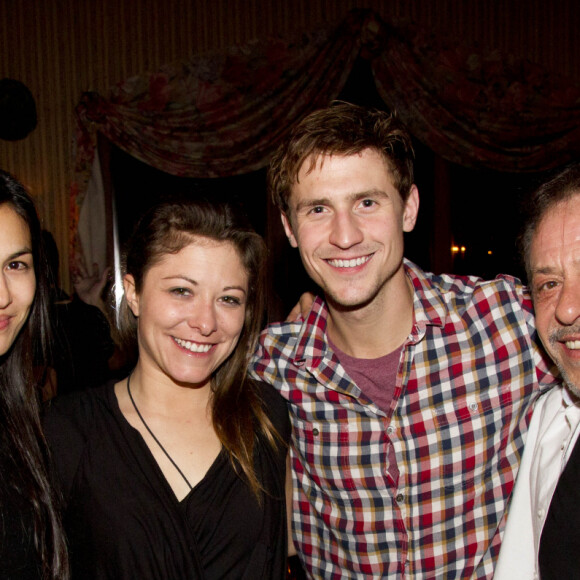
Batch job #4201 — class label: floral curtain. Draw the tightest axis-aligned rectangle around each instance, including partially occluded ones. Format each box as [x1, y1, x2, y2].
[371, 21, 580, 172]
[70, 8, 580, 273]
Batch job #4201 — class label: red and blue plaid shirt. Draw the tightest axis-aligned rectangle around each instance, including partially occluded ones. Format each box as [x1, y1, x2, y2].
[251, 260, 557, 579]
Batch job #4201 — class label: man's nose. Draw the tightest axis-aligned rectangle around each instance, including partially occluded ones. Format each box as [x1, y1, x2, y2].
[555, 280, 580, 326]
[328, 211, 364, 249]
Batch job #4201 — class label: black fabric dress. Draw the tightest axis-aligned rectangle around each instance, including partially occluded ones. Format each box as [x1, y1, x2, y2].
[43, 381, 290, 579]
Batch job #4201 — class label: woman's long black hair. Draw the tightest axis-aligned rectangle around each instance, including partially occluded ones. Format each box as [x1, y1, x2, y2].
[0, 171, 68, 578]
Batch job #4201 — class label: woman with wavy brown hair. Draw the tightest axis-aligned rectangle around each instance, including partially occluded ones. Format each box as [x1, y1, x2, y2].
[44, 197, 289, 579]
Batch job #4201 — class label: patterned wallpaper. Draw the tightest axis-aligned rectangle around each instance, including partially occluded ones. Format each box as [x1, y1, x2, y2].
[0, 0, 576, 288]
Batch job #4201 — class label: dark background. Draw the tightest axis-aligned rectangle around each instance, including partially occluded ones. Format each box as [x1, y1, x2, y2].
[111, 58, 549, 319]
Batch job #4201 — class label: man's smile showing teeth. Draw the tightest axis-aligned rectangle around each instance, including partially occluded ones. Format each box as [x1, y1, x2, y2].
[564, 340, 580, 350]
[326, 255, 371, 268]
[173, 337, 213, 353]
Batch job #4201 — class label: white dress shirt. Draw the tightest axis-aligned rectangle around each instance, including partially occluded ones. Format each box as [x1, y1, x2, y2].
[494, 385, 580, 579]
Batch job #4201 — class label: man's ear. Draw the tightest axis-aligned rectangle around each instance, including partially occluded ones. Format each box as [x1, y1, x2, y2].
[123, 274, 140, 317]
[281, 212, 298, 248]
[403, 185, 420, 233]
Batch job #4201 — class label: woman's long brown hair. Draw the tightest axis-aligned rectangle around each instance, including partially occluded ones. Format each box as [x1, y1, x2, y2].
[120, 197, 283, 498]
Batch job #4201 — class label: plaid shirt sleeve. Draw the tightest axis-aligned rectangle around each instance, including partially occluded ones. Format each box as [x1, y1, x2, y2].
[251, 261, 559, 579]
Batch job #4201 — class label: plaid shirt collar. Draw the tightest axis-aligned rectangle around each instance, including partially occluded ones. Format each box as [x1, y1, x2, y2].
[292, 259, 446, 366]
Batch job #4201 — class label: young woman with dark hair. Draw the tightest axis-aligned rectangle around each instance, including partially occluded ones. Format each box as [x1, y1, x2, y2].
[44, 198, 290, 579]
[0, 170, 68, 579]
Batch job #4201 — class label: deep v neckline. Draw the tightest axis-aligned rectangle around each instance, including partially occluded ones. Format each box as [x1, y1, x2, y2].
[110, 384, 224, 503]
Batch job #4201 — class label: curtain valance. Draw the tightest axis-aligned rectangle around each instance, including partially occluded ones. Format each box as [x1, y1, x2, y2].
[70, 9, 580, 273]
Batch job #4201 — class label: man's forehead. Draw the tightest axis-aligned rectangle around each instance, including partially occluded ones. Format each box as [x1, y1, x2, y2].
[296, 148, 389, 178]
[289, 150, 394, 208]
[534, 196, 580, 238]
[530, 194, 580, 269]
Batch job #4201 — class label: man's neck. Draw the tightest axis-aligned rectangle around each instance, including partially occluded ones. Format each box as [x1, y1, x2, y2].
[326, 273, 415, 359]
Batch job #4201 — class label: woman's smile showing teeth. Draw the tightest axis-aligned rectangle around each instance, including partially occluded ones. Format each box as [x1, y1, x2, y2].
[173, 337, 213, 354]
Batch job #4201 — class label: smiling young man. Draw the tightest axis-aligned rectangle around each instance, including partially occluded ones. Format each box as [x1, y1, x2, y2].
[495, 164, 580, 580]
[281, 147, 418, 358]
[251, 103, 558, 579]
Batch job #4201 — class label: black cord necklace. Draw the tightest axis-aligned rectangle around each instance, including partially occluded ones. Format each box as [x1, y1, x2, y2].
[127, 374, 193, 491]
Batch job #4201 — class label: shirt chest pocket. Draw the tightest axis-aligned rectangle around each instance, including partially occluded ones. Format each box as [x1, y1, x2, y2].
[431, 390, 514, 493]
[292, 416, 365, 499]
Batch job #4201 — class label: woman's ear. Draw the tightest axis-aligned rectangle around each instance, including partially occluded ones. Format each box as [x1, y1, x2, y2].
[123, 274, 140, 317]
